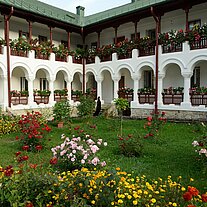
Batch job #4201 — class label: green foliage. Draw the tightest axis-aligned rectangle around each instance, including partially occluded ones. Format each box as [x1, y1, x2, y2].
[118, 133, 143, 157]
[114, 98, 129, 112]
[77, 95, 95, 118]
[53, 100, 71, 123]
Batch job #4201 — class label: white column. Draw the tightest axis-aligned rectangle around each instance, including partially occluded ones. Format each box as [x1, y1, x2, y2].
[113, 76, 120, 99]
[27, 76, 35, 106]
[158, 73, 164, 105]
[2, 75, 8, 109]
[49, 78, 55, 105]
[96, 77, 103, 100]
[66, 79, 72, 102]
[131, 75, 140, 107]
[181, 72, 192, 107]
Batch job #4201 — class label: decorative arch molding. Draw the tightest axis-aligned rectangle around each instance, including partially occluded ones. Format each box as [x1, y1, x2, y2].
[99, 66, 114, 77]
[187, 55, 207, 72]
[11, 62, 32, 78]
[117, 63, 134, 76]
[136, 61, 155, 77]
[0, 62, 7, 77]
[54, 66, 72, 80]
[86, 67, 98, 77]
[161, 58, 185, 74]
[34, 64, 53, 79]
[72, 68, 83, 77]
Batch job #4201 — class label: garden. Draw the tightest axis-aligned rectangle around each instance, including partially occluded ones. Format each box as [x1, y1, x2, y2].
[0, 97, 207, 207]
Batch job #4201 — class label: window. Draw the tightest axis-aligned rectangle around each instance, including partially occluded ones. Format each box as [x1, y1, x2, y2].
[64, 81, 67, 89]
[188, 19, 201, 31]
[20, 77, 28, 91]
[191, 66, 200, 87]
[40, 78, 48, 90]
[119, 76, 125, 89]
[19, 31, 29, 39]
[114, 36, 125, 44]
[38, 35, 47, 43]
[144, 71, 154, 88]
[91, 42, 97, 49]
[131, 32, 140, 41]
[146, 29, 156, 39]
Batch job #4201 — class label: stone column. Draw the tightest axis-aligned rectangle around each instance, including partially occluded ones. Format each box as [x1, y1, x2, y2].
[181, 72, 192, 107]
[113, 76, 120, 99]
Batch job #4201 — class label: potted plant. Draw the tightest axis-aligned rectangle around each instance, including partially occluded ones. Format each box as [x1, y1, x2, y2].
[33, 40, 53, 59]
[53, 100, 71, 128]
[53, 44, 71, 62]
[20, 90, 29, 97]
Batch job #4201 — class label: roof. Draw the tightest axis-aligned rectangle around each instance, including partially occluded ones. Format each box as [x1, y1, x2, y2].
[0, 0, 168, 27]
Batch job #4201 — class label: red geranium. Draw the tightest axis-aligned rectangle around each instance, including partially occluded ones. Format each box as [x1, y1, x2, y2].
[22, 145, 29, 151]
[187, 205, 196, 207]
[183, 192, 192, 201]
[202, 194, 207, 202]
[35, 145, 43, 151]
[188, 186, 199, 196]
[50, 157, 58, 165]
[15, 151, 21, 157]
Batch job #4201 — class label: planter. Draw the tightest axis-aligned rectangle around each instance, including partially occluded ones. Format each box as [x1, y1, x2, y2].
[54, 95, 67, 102]
[11, 96, 28, 105]
[138, 93, 155, 104]
[34, 95, 50, 104]
[118, 92, 133, 102]
[10, 49, 28, 57]
[162, 93, 183, 105]
[100, 55, 112, 62]
[55, 55, 67, 62]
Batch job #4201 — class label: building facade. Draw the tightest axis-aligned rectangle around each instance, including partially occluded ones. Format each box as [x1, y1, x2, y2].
[0, 0, 207, 120]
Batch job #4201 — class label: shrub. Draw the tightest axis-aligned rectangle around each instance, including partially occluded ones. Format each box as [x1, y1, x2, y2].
[0, 112, 19, 135]
[17, 111, 51, 151]
[50, 129, 107, 172]
[77, 95, 95, 118]
[53, 100, 71, 124]
[144, 111, 167, 139]
[118, 133, 143, 157]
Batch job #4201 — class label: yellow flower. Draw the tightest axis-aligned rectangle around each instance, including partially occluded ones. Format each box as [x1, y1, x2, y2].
[91, 200, 95, 205]
[118, 199, 123, 204]
[127, 195, 132, 199]
[133, 200, 138, 205]
[151, 198, 156, 203]
[111, 201, 115, 205]
[172, 203, 177, 206]
[181, 187, 186, 191]
[116, 167, 121, 171]
[190, 178, 194, 182]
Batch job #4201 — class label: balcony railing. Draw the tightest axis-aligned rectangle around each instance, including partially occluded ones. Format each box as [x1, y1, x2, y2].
[100, 55, 112, 62]
[139, 46, 155, 57]
[138, 93, 155, 104]
[117, 52, 132, 60]
[55, 55, 67, 62]
[162, 93, 183, 105]
[10, 49, 28, 57]
[35, 51, 50, 60]
[162, 43, 182, 53]
[73, 57, 82, 64]
[190, 93, 207, 106]
[190, 37, 207, 50]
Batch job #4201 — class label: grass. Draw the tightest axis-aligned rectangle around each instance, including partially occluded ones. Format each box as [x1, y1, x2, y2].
[0, 116, 206, 191]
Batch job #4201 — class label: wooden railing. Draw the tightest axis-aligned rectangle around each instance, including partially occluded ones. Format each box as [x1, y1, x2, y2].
[100, 55, 112, 62]
[162, 43, 182, 53]
[190, 37, 207, 50]
[190, 93, 207, 106]
[117, 52, 132, 60]
[35, 51, 50, 60]
[55, 55, 67, 62]
[138, 93, 155, 104]
[162, 93, 183, 105]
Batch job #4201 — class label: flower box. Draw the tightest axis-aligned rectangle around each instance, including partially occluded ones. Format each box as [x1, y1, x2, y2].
[162, 93, 183, 105]
[72, 56, 82, 64]
[190, 93, 207, 106]
[11, 96, 28, 105]
[117, 52, 132, 60]
[100, 55, 112, 62]
[138, 46, 155, 57]
[35, 51, 50, 60]
[162, 43, 182, 53]
[189, 36, 207, 50]
[138, 93, 155, 104]
[54, 95, 68, 102]
[34, 95, 50, 104]
[55, 55, 67, 62]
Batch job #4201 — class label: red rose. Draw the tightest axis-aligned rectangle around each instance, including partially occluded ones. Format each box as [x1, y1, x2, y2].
[202, 194, 207, 202]
[50, 157, 58, 165]
[22, 145, 29, 151]
[22, 155, 29, 161]
[35, 145, 43, 151]
[183, 192, 192, 201]
[15, 151, 21, 157]
[147, 116, 152, 121]
[188, 186, 199, 196]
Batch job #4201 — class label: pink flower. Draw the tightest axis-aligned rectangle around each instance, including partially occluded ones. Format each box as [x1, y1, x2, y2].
[91, 145, 99, 153]
[101, 161, 106, 167]
[91, 157, 100, 166]
[81, 159, 85, 164]
[71, 157, 75, 162]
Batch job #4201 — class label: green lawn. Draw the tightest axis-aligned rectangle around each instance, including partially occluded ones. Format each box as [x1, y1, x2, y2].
[0, 116, 206, 191]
